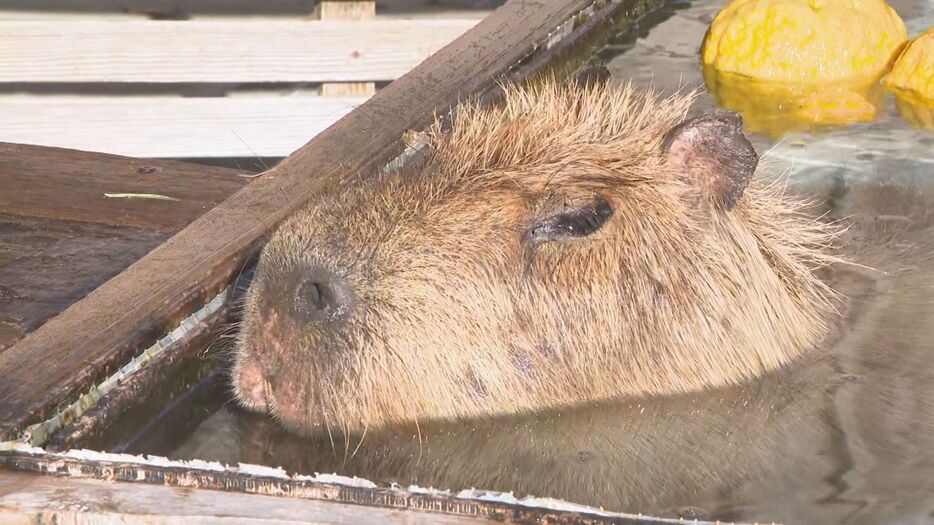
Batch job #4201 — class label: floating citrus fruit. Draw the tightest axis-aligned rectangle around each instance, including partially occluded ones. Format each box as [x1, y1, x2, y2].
[702, 0, 908, 84]
[893, 93, 934, 130]
[704, 67, 885, 138]
[884, 27, 934, 103]
[793, 87, 880, 124]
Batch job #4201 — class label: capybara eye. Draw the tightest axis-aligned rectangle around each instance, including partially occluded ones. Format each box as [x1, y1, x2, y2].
[530, 196, 613, 243]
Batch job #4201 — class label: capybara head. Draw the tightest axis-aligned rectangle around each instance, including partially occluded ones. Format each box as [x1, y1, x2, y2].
[232, 68, 840, 436]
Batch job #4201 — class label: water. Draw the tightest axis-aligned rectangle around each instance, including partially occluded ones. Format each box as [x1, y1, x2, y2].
[114, 2, 934, 523]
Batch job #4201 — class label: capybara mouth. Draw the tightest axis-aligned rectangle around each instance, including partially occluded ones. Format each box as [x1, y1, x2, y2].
[233, 352, 270, 413]
[231, 67, 842, 436]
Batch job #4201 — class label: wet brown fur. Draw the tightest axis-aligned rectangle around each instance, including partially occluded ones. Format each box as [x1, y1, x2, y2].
[232, 76, 842, 436]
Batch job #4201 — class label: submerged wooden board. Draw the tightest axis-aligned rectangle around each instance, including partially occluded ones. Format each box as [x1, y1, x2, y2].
[0, 96, 366, 158]
[0, 0, 659, 439]
[0, 20, 477, 83]
[0, 144, 249, 353]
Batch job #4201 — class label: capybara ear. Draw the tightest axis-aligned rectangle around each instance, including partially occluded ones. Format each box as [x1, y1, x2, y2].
[572, 65, 611, 89]
[661, 112, 758, 211]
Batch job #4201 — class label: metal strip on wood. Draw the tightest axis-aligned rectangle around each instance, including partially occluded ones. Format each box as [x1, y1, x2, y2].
[0, 448, 690, 525]
[0, 470, 491, 524]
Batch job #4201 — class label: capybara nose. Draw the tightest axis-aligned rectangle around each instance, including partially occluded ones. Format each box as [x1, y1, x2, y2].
[236, 357, 269, 412]
[289, 274, 353, 324]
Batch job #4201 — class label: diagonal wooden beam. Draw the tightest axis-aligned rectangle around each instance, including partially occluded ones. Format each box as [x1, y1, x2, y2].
[0, 0, 659, 439]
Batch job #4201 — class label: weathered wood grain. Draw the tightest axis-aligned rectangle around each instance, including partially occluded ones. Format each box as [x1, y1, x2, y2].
[0, 455, 678, 524]
[0, 96, 367, 158]
[0, 143, 250, 228]
[0, 0, 657, 439]
[0, 20, 477, 83]
[315, 0, 378, 97]
[0, 471, 491, 524]
[0, 0, 317, 16]
[0, 216, 171, 353]
[0, 144, 250, 352]
[315, 0, 375, 20]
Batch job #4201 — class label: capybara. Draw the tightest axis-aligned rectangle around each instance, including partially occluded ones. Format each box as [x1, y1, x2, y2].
[231, 67, 841, 436]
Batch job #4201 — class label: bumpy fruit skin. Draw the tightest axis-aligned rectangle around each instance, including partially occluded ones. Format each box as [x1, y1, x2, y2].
[702, 0, 908, 84]
[884, 27, 934, 103]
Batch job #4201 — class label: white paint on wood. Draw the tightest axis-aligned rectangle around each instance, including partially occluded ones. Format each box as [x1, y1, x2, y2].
[0, 19, 477, 83]
[0, 95, 368, 157]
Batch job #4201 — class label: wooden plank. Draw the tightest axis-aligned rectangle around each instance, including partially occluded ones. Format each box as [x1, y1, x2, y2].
[315, 0, 375, 20]
[0, 471, 490, 524]
[0, 216, 171, 353]
[0, 96, 367, 158]
[0, 454, 677, 524]
[0, 0, 660, 440]
[315, 0, 378, 97]
[0, 0, 317, 16]
[0, 7, 489, 22]
[0, 20, 477, 83]
[0, 144, 250, 351]
[0, 143, 251, 227]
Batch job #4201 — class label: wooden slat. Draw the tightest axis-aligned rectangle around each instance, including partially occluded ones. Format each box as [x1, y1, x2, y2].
[0, 455, 672, 524]
[315, 0, 378, 97]
[0, 142, 250, 227]
[0, 96, 367, 158]
[314, 0, 375, 20]
[0, 0, 317, 16]
[0, 471, 490, 525]
[0, 144, 250, 352]
[0, 19, 477, 83]
[0, 0, 656, 439]
[0, 216, 172, 353]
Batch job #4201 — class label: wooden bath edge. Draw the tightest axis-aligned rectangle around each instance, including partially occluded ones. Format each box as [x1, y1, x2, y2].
[0, 445, 720, 525]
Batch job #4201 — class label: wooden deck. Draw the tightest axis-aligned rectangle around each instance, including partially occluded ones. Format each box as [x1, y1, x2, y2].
[0, 1, 486, 158]
[0, 20, 480, 83]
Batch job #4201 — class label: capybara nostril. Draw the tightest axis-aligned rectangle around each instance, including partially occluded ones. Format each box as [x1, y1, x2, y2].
[291, 279, 350, 323]
[236, 357, 269, 412]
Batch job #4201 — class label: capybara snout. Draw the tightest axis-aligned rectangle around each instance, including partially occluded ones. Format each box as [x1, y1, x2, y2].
[232, 68, 840, 436]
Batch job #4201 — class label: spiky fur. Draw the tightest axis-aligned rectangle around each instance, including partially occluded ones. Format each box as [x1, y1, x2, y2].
[232, 77, 842, 436]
